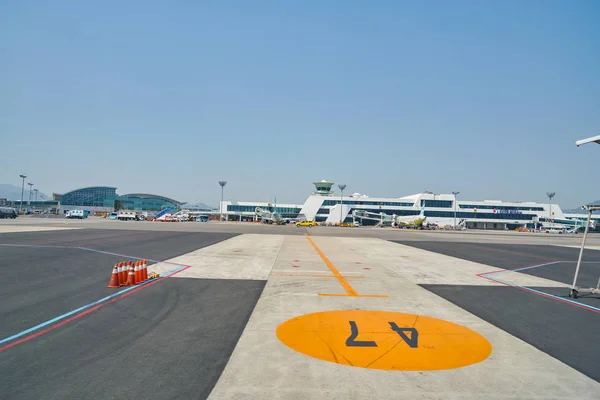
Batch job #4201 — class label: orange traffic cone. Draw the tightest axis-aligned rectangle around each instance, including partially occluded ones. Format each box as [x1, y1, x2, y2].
[107, 264, 120, 288]
[142, 260, 148, 281]
[134, 261, 141, 284]
[119, 262, 127, 284]
[126, 264, 136, 286]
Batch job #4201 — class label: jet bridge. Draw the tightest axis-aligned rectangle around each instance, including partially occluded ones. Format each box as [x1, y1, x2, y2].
[352, 210, 395, 227]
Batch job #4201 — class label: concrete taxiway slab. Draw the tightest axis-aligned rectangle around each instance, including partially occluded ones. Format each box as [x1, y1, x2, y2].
[149, 234, 285, 280]
[209, 235, 600, 399]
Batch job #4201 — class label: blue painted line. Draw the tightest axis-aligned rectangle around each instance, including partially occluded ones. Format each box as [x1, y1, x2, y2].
[0, 263, 187, 345]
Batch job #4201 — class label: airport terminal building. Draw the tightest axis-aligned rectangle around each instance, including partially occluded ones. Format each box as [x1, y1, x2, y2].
[54, 187, 184, 214]
[221, 180, 598, 231]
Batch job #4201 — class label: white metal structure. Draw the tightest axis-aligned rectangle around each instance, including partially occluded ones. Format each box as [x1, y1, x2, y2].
[569, 204, 600, 299]
[575, 135, 600, 146]
[569, 135, 600, 298]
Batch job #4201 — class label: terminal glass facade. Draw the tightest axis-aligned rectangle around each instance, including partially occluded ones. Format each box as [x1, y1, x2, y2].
[460, 204, 544, 211]
[118, 195, 180, 211]
[58, 187, 182, 212]
[420, 200, 453, 208]
[60, 187, 117, 208]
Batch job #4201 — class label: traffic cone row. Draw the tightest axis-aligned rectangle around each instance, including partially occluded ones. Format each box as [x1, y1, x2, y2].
[106, 260, 151, 288]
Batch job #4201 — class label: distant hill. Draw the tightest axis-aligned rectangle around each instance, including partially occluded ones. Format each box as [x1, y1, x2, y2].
[0, 184, 49, 201]
[563, 200, 600, 214]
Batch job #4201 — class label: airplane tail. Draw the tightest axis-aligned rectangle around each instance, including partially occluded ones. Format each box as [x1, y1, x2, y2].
[419, 205, 425, 218]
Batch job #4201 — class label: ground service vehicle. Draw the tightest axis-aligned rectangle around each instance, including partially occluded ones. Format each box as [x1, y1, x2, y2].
[65, 210, 88, 219]
[0, 207, 18, 219]
[296, 220, 316, 227]
[117, 210, 140, 221]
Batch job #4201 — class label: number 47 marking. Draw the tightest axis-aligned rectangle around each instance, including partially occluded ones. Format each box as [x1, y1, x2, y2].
[345, 321, 418, 348]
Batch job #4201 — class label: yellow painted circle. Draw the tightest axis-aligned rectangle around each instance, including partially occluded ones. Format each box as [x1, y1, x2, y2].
[276, 310, 492, 371]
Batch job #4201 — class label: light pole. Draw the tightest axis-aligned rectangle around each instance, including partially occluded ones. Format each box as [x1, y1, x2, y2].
[19, 174, 27, 212]
[338, 184, 346, 224]
[219, 181, 227, 222]
[34, 189, 38, 211]
[452, 191, 460, 228]
[546, 192, 555, 223]
[28, 183, 33, 207]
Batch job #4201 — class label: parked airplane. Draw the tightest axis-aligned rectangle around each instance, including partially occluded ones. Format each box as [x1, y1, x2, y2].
[394, 206, 426, 228]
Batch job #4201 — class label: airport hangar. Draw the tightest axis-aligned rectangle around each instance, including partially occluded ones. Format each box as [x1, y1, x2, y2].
[221, 180, 599, 231]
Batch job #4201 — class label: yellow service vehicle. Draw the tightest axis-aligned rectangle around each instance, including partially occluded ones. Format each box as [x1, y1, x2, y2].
[296, 220, 316, 227]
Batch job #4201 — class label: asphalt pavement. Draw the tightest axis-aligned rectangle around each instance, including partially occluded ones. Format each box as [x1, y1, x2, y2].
[0, 229, 265, 400]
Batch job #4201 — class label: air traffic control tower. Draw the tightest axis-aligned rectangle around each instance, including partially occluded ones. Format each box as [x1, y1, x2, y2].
[312, 180, 335, 196]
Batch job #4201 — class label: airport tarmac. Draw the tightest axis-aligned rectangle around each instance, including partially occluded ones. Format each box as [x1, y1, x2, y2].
[3, 216, 600, 245]
[1, 221, 599, 399]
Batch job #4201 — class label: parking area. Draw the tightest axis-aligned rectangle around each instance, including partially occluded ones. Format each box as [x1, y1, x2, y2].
[396, 241, 600, 382]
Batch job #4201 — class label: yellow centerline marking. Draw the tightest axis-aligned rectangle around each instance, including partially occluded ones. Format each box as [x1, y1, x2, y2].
[304, 234, 359, 296]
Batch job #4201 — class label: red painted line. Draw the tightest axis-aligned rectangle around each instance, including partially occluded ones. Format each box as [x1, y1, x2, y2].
[0, 265, 191, 353]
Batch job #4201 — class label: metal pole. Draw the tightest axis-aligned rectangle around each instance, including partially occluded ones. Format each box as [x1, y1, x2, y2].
[546, 192, 555, 227]
[452, 191, 459, 229]
[28, 183, 33, 206]
[571, 209, 592, 289]
[218, 181, 227, 222]
[338, 184, 346, 224]
[19, 174, 26, 212]
[340, 189, 343, 223]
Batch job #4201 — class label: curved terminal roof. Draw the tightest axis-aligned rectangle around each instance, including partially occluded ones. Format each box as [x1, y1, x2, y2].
[122, 193, 185, 206]
[58, 186, 117, 196]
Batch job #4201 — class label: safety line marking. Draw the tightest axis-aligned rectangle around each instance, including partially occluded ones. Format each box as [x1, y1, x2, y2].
[0, 243, 191, 352]
[477, 261, 600, 314]
[0, 264, 189, 352]
[304, 234, 358, 296]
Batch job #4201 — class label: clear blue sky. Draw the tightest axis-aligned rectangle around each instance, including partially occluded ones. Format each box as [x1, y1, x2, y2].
[1, 0, 599, 208]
